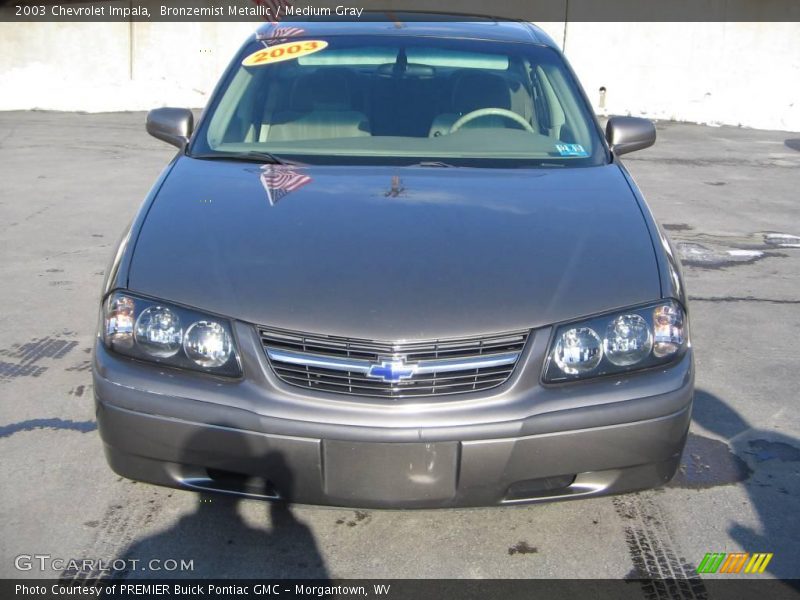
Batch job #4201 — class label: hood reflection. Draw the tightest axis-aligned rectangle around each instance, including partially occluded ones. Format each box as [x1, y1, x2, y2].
[260, 164, 312, 206]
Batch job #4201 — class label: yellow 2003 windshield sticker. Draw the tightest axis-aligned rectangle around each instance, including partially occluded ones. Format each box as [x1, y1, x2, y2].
[242, 40, 328, 67]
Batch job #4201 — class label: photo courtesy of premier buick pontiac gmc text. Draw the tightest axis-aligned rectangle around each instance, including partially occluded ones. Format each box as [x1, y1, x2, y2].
[93, 16, 692, 508]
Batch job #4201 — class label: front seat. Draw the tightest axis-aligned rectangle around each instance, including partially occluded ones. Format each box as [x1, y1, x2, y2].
[264, 69, 371, 142]
[428, 70, 519, 137]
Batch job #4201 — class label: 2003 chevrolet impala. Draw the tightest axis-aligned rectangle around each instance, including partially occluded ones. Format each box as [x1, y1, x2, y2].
[94, 17, 692, 508]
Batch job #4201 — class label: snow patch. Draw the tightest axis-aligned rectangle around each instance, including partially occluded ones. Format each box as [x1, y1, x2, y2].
[764, 233, 800, 248]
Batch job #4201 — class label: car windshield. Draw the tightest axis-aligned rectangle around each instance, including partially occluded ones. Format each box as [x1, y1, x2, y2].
[191, 31, 607, 167]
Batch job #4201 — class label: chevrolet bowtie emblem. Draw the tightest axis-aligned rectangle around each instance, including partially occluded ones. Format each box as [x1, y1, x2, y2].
[366, 358, 418, 382]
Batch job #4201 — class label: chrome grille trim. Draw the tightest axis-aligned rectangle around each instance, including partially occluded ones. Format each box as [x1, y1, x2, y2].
[259, 328, 529, 399]
[266, 348, 520, 375]
[267, 348, 372, 373]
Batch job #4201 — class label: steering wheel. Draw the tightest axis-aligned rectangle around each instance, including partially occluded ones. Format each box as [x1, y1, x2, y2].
[449, 108, 535, 134]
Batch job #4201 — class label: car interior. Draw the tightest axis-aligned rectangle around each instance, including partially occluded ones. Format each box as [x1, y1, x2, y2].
[207, 42, 596, 160]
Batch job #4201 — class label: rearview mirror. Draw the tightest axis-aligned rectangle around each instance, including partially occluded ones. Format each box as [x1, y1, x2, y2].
[146, 107, 193, 149]
[606, 116, 656, 156]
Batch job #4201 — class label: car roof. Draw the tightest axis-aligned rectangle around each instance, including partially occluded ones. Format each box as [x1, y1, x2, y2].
[255, 13, 558, 48]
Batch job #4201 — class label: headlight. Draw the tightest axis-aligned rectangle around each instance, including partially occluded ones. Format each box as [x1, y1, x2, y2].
[105, 295, 135, 351]
[184, 321, 233, 368]
[604, 314, 652, 366]
[543, 300, 688, 383]
[652, 303, 686, 357]
[552, 327, 603, 374]
[135, 306, 183, 358]
[102, 292, 241, 377]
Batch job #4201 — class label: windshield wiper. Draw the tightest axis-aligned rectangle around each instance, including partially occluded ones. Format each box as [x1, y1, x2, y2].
[410, 160, 565, 169]
[191, 151, 287, 165]
[412, 161, 460, 168]
[410, 160, 566, 168]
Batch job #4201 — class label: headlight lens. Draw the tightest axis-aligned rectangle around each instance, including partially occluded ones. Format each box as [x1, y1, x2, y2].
[105, 295, 135, 351]
[135, 307, 182, 358]
[604, 314, 652, 366]
[653, 304, 686, 357]
[543, 300, 688, 383]
[553, 327, 603, 374]
[184, 321, 233, 368]
[102, 292, 241, 377]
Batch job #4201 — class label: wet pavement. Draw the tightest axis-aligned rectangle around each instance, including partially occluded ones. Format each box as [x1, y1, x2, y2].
[0, 114, 798, 582]
[669, 433, 752, 490]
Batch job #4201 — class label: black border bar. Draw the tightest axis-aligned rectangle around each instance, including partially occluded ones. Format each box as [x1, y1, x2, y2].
[4, 579, 800, 600]
[2, 0, 800, 22]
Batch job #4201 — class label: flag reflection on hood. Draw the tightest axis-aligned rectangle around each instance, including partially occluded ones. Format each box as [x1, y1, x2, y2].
[260, 164, 312, 206]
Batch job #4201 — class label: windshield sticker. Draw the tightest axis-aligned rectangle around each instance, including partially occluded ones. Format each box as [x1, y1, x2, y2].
[242, 40, 329, 67]
[555, 143, 589, 157]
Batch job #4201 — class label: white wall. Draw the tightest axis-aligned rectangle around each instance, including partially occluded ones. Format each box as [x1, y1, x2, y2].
[0, 20, 256, 112]
[562, 22, 800, 131]
[1, 20, 799, 131]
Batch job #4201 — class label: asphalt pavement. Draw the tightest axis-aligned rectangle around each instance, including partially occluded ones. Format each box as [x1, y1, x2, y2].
[0, 112, 798, 583]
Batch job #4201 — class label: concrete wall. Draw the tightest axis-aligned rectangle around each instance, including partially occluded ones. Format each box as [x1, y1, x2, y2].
[561, 22, 800, 131]
[1, 20, 798, 130]
[0, 21, 256, 111]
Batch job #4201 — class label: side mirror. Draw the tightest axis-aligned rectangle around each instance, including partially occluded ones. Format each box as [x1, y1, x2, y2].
[146, 107, 193, 149]
[606, 116, 656, 156]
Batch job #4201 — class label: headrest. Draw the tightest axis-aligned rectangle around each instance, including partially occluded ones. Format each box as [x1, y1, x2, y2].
[451, 70, 512, 114]
[290, 69, 352, 111]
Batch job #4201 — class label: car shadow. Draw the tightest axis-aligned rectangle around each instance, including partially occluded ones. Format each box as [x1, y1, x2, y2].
[112, 429, 328, 579]
[784, 138, 800, 152]
[691, 389, 800, 580]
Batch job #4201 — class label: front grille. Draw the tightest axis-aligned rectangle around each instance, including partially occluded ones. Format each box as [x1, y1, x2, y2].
[259, 327, 528, 399]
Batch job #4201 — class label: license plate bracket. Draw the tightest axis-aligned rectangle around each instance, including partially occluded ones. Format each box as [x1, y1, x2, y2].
[322, 440, 458, 506]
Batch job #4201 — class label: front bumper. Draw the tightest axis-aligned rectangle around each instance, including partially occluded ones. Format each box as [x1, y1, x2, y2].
[94, 323, 693, 508]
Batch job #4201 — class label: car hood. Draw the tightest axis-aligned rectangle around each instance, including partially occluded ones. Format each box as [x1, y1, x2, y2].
[128, 158, 660, 340]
